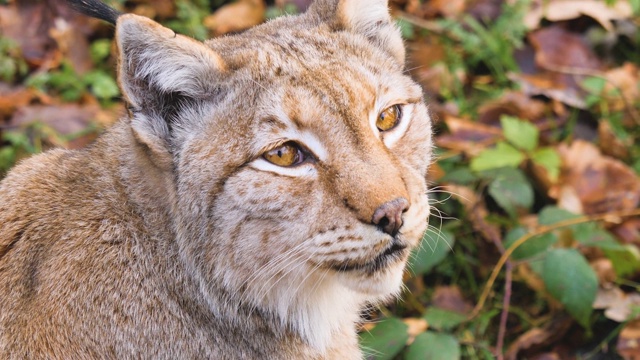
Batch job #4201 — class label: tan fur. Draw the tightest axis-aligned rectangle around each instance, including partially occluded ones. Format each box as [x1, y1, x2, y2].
[0, 0, 432, 358]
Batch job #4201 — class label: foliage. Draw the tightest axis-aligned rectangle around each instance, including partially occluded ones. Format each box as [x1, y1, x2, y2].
[0, 0, 639, 359]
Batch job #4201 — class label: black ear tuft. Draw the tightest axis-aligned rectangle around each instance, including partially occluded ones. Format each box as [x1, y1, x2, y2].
[66, 0, 121, 25]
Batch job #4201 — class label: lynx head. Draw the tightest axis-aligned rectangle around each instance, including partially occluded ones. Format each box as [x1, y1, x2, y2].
[113, 0, 432, 350]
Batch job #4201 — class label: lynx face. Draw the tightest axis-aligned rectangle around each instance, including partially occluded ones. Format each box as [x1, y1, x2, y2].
[114, 0, 432, 350]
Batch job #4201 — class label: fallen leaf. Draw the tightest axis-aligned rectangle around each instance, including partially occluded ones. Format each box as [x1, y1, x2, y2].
[599, 119, 631, 160]
[590, 258, 617, 286]
[513, 26, 604, 109]
[594, 287, 640, 322]
[403, 317, 428, 344]
[505, 315, 573, 360]
[524, 0, 633, 31]
[435, 116, 501, 156]
[204, 0, 265, 36]
[617, 319, 640, 360]
[611, 218, 640, 246]
[0, 85, 36, 121]
[407, 39, 466, 98]
[431, 285, 473, 314]
[550, 140, 640, 214]
[477, 91, 548, 126]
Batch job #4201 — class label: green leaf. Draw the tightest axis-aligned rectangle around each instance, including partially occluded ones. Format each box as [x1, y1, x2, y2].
[542, 249, 598, 327]
[581, 76, 606, 95]
[501, 115, 539, 151]
[409, 229, 455, 276]
[423, 307, 467, 331]
[573, 224, 625, 251]
[538, 206, 580, 226]
[360, 317, 408, 360]
[84, 71, 120, 100]
[604, 245, 640, 277]
[404, 332, 460, 360]
[531, 147, 561, 182]
[487, 167, 533, 217]
[504, 227, 557, 260]
[470, 142, 525, 172]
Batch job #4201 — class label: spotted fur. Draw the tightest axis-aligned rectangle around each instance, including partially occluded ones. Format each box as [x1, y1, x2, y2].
[0, 0, 433, 358]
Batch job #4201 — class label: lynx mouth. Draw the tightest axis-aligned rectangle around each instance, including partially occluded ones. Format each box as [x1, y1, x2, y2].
[332, 241, 407, 273]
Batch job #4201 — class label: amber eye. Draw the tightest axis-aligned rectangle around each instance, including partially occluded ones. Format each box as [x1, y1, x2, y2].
[263, 142, 307, 167]
[377, 105, 402, 131]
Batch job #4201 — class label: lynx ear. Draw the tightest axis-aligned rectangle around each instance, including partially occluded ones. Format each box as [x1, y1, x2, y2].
[309, 0, 404, 63]
[115, 14, 225, 159]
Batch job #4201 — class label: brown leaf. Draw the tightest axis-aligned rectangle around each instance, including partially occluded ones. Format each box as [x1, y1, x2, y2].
[594, 287, 640, 322]
[477, 91, 548, 126]
[530, 26, 602, 73]
[204, 0, 265, 36]
[403, 318, 429, 344]
[550, 140, 640, 214]
[431, 285, 473, 314]
[590, 258, 617, 286]
[513, 26, 603, 109]
[599, 120, 631, 159]
[524, 0, 633, 31]
[611, 218, 640, 246]
[0, 85, 36, 121]
[435, 116, 501, 156]
[617, 319, 640, 360]
[505, 315, 573, 360]
[407, 40, 466, 98]
[0, 0, 93, 70]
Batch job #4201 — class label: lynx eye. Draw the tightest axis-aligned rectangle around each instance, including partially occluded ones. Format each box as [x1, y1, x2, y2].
[377, 105, 402, 131]
[263, 142, 307, 167]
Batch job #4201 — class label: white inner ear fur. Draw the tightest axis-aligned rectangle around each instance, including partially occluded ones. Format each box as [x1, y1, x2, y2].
[337, 0, 405, 63]
[116, 14, 226, 108]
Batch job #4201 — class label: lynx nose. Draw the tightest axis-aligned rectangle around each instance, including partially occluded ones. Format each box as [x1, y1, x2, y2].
[371, 197, 409, 236]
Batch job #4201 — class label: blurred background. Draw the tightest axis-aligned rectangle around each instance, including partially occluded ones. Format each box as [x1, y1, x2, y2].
[1, 0, 639, 359]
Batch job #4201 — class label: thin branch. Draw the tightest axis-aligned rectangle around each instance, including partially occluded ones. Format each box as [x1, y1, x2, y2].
[469, 208, 640, 320]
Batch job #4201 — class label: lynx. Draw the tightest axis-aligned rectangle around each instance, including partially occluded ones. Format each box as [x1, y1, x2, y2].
[0, 0, 433, 358]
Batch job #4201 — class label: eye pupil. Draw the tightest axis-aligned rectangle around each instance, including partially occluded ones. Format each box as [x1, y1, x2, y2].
[377, 105, 401, 131]
[263, 142, 307, 167]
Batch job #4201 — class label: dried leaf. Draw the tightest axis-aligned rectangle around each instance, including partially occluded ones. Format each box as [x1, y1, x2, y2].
[204, 0, 265, 36]
[505, 315, 573, 360]
[594, 287, 640, 322]
[431, 286, 473, 314]
[524, 0, 633, 31]
[551, 140, 640, 214]
[617, 319, 640, 360]
[435, 116, 501, 156]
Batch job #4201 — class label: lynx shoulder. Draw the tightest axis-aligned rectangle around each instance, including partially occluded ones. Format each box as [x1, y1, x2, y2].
[0, 0, 433, 358]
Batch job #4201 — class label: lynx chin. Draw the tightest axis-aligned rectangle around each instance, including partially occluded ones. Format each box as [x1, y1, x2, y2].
[0, 0, 433, 358]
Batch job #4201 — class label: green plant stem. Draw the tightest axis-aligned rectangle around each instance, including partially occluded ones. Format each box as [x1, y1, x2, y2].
[469, 208, 640, 320]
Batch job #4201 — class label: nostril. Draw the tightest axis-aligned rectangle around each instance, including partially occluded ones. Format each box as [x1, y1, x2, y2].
[371, 197, 409, 236]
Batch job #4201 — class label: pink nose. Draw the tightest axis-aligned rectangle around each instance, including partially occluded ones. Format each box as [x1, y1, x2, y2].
[371, 197, 409, 236]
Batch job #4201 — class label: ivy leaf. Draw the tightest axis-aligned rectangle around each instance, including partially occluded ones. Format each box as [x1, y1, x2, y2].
[409, 229, 454, 276]
[404, 332, 461, 360]
[470, 142, 525, 172]
[542, 249, 598, 327]
[501, 115, 539, 151]
[487, 167, 533, 217]
[360, 317, 408, 360]
[531, 147, 561, 182]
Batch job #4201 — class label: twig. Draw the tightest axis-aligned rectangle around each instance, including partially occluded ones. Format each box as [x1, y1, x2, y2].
[469, 208, 640, 320]
[483, 215, 511, 360]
